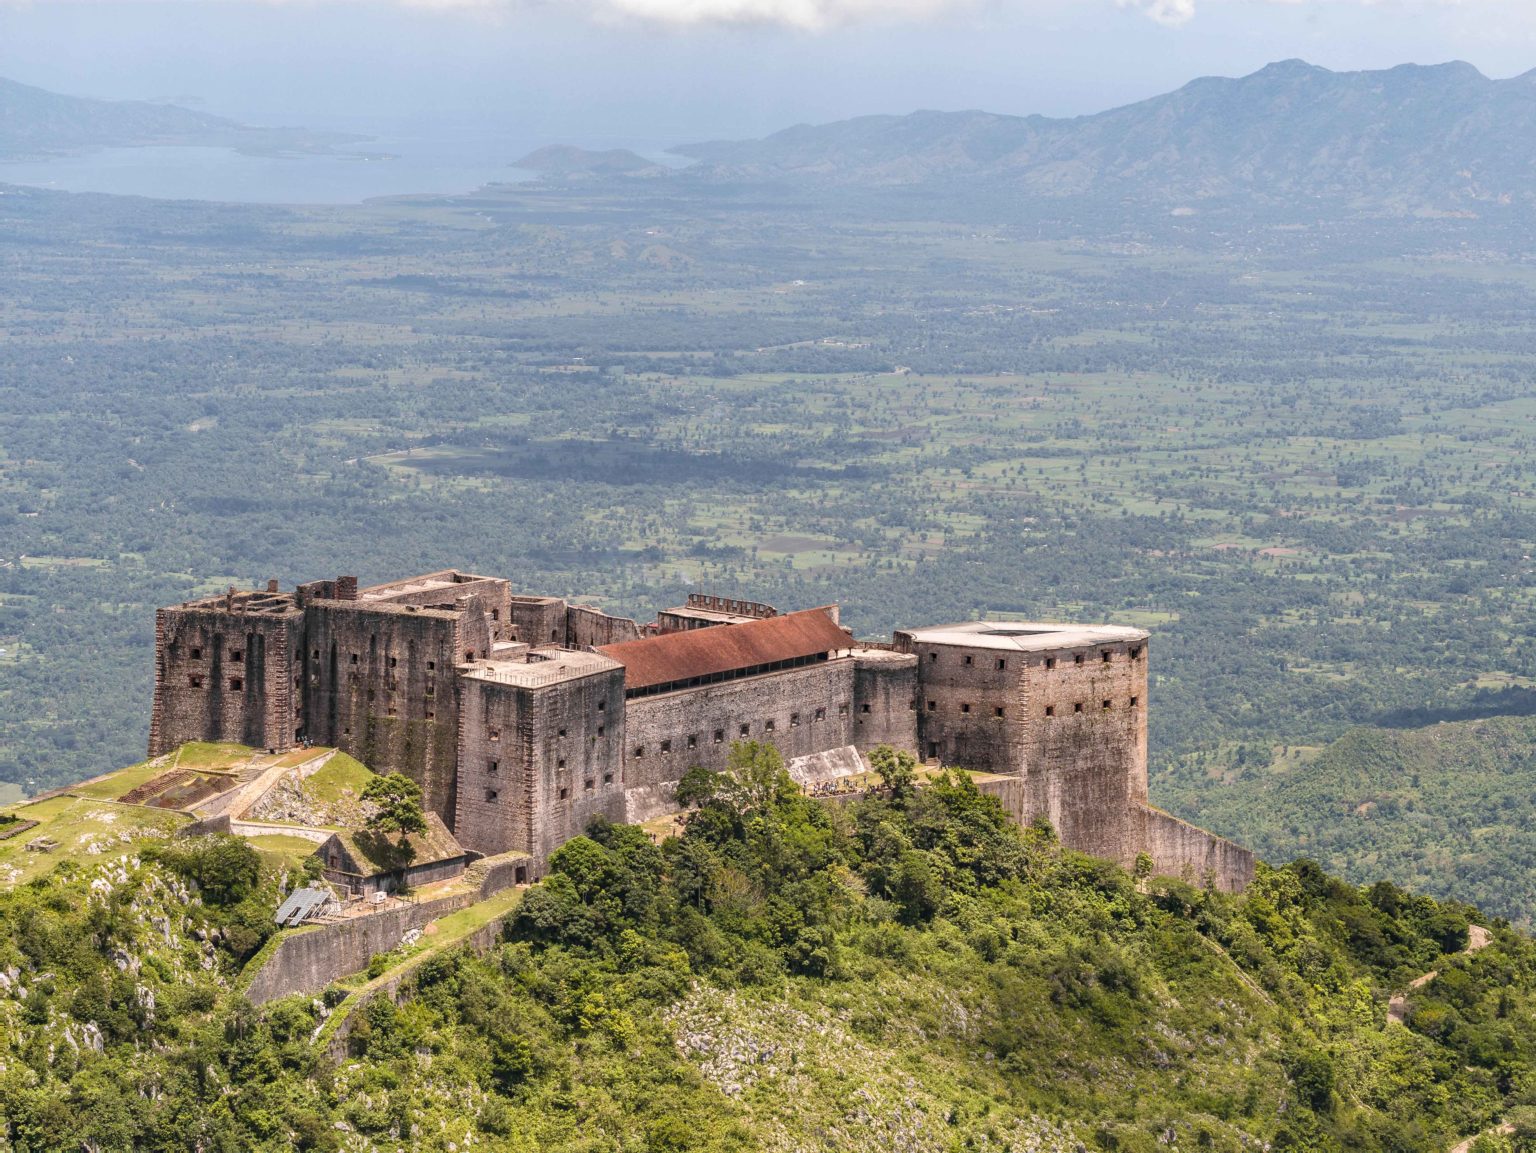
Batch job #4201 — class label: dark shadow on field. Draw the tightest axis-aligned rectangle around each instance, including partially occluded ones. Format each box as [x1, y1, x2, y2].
[1370, 687, 1536, 729]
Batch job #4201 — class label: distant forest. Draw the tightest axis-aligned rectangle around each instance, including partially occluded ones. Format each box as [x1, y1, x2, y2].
[2, 168, 1535, 916]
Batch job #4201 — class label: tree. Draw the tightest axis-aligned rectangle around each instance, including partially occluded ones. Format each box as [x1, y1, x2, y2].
[714, 741, 798, 815]
[869, 744, 919, 801]
[361, 772, 428, 838]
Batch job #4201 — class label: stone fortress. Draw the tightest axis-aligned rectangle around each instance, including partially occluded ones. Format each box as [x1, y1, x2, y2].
[150, 570, 1254, 891]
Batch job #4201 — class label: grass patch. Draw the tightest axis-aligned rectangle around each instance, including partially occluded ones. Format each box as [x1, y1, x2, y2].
[0, 797, 189, 888]
[248, 834, 325, 867]
[302, 752, 375, 805]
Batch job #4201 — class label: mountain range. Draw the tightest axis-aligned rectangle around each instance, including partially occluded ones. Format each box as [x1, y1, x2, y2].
[673, 59, 1536, 211]
[0, 75, 362, 160]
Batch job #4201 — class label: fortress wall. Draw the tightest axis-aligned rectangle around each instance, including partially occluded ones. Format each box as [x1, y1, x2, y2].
[851, 652, 919, 753]
[1137, 805, 1256, 892]
[508, 596, 567, 647]
[903, 638, 1026, 771]
[565, 605, 642, 648]
[455, 668, 627, 861]
[1018, 640, 1148, 864]
[621, 660, 859, 823]
[151, 606, 300, 756]
[302, 603, 463, 824]
[243, 889, 477, 1005]
[367, 578, 514, 648]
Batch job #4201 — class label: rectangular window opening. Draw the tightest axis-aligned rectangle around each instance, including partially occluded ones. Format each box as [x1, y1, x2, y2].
[960, 703, 971, 714]
[228, 677, 243, 691]
[1102, 651, 1112, 664]
[687, 734, 697, 749]
[188, 674, 204, 688]
[1045, 657, 1057, 670]
[230, 650, 243, 664]
[740, 724, 750, 737]
[559, 787, 569, 800]
[1074, 702, 1084, 714]
[714, 729, 725, 744]
[485, 788, 499, 802]
[634, 746, 645, 759]
[584, 779, 594, 792]
[660, 739, 672, 754]
[603, 772, 613, 785]
[1130, 696, 1140, 708]
[995, 707, 1005, 718]
[790, 713, 800, 727]
[963, 654, 973, 666]
[1102, 698, 1112, 710]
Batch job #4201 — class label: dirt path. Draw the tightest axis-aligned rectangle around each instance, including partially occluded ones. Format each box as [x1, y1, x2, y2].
[1383, 925, 1503, 1151]
[1388, 925, 1493, 1025]
[1449, 1121, 1512, 1153]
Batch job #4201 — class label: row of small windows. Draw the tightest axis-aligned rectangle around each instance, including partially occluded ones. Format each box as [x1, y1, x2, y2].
[485, 770, 615, 804]
[917, 697, 1140, 715]
[629, 705, 842, 759]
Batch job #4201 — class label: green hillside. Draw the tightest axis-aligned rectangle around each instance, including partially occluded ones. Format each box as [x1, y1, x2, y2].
[1177, 716, 1536, 927]
[3, 744, 1534, 1152]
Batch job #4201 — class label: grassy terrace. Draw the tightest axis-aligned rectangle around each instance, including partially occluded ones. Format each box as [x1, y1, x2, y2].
[313, 885, 525, 1046]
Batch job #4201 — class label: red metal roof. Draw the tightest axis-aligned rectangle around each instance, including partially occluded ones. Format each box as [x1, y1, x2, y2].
[598, 608, 849, 691]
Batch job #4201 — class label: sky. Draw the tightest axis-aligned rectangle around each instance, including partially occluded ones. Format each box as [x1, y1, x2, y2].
[2, 0, 1536, 144]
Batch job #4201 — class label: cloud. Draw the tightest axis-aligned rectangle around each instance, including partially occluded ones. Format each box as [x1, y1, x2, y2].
[592, 0, 971, 28]
[1117, 0, 1196, 25]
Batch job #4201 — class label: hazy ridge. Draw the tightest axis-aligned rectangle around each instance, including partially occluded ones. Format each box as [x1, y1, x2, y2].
[674, 59, 1536, 211]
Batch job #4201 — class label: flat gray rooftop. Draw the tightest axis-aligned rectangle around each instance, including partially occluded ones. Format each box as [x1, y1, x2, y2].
[901, 621, 1149, 652]
[461, 647, 622, 689]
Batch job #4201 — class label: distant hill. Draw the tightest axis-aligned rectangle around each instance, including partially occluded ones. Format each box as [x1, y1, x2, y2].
[675, 60, 1536, 211]
[0, 75, 364, 159]
[1188, 715, 1536, 926]
[513, 144, 667, 179]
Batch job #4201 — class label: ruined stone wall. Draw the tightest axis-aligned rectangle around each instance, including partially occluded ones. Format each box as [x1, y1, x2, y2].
[508, 596, 567, 646]
[151, 606, 300, 755]
[454, 669, 627, 861]
[850, 651, 919, 754]
[565, 605, 641, 648]
[1016, 640, 1148, 864]
[370, 577, 514, 645]
[302, 602, 463, 824]
[621, 660, 858, 822]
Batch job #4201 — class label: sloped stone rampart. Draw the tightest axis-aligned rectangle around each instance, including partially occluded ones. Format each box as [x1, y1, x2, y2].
[244, 891, 475, 1004]
[1137, 805, 1255, 892]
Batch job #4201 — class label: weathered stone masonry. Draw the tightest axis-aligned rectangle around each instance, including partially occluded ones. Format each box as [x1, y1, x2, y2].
[152, 575, 1255, 891]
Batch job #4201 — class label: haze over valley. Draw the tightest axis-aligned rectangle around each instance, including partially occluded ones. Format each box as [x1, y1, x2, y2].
[5, 6, 1536, 1149]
